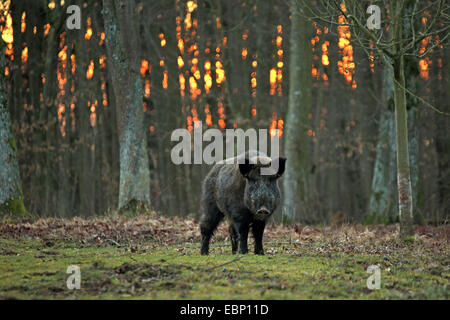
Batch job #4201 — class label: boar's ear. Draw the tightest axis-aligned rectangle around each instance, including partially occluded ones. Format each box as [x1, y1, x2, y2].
[239, 158, 255, 178]
[274, 157, 286, 177]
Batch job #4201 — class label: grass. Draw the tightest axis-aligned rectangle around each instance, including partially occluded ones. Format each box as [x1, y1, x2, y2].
[0, 217, 448, 299]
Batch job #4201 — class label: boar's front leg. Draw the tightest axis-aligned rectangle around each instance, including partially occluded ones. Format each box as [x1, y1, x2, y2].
[232, 218, 250, 254]
[252, 220, 265, 255]
[228, 225, 238, 254]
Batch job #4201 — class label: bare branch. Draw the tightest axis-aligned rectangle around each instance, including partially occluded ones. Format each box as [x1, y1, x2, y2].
[391, 76, 450, 116]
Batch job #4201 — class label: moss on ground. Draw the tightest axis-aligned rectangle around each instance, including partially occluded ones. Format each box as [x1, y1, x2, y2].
[0, 237, 447, 299]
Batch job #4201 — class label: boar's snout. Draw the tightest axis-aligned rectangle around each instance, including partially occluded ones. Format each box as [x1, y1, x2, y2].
[257, 208, 270, 215]
[255, 207, 271, 220]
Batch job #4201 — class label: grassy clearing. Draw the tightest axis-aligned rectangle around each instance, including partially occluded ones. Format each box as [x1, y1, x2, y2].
[0, 217, 448, 299]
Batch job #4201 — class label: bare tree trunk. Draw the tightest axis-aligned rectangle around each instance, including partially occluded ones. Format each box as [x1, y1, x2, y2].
[0, 41, 29, 217]
[403, 1, 421, 225]
[369, 66, 396, 223]
[282, 1, 312, 223]
[391, 1, 415, 237]
[369, 110, 395, 221]
[103, 0, 151, 214]
[406, 76, 419, 223]
[393, 54, 414, 237]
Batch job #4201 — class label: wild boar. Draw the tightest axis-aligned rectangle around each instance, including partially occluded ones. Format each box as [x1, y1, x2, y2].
[200, 151, 286, 255]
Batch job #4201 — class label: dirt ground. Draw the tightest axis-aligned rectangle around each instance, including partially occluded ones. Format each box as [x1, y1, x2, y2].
[0, 215, 448, 299]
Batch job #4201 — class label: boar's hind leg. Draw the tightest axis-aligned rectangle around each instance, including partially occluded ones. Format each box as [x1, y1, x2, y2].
[200, 205, 223, 255]
[228, 225, 238, 254]
[252, 220, 266, 255]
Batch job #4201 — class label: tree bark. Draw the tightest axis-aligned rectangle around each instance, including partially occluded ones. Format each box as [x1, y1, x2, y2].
[390, 0, 415, 237]
[282, 1, 312, 223]
[368, 0, 418, 233]
[103, 0, 151, 214]
[368, 67, 396, 223]
[393, 55, 414, 237]
[0, 40, 29, 217]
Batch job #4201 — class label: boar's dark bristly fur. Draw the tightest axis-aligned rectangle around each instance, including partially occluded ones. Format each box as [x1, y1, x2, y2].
[200, 151, 286, 255]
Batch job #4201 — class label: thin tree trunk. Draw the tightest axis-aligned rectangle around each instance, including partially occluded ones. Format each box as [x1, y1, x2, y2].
[282, 1, 312, 223]
[393, 55, 414, 237]
[103, 0, 151, 214]
[390, 0, 415, 237]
